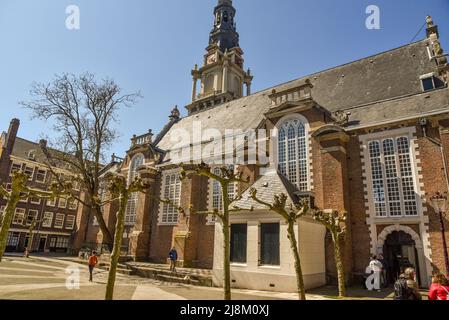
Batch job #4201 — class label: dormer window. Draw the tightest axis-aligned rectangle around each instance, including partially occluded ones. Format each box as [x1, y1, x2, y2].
[420, 73, 443, 92]
[28, 150, 36, 161]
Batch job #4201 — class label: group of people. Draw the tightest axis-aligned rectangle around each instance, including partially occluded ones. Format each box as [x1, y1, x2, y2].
[367, 254, 449, 300]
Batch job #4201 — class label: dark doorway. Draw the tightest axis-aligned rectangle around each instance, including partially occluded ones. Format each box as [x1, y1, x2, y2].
[38, 236, 47, 252]
[383, 231, 420, 286]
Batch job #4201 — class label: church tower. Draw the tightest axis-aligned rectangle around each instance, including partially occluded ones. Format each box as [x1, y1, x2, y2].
[186, 0, 253, 115]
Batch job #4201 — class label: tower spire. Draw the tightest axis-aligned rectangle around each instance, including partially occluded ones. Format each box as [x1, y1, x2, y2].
[210, 0, 239, 52]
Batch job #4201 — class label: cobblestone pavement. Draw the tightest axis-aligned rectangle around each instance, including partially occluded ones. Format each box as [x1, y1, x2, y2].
[0, 255, 326, 300]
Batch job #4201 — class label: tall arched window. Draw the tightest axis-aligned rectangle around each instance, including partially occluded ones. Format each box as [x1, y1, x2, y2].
[278, 119, 308, 191]
[125, 154, 144, 225]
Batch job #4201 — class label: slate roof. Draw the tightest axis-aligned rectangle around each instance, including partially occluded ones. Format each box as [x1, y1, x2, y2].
[156, 39, 448, 153]
[231, 170, 299, 211]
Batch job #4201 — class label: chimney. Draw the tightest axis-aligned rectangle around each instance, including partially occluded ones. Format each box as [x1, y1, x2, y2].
[0, 118, 20, 184]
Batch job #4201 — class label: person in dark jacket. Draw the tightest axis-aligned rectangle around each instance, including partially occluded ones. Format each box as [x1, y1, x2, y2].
[168, 247, 178, 273]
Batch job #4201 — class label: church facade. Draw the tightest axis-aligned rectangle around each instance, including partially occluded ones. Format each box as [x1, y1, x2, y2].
[83, 0, 449, 292]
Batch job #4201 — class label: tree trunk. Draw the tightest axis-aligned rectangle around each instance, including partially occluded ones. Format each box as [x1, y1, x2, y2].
[332, 231, 346, 298]
[287, 221, 306, 300]
[92, 199, 113, 248]
[222, 217, 231, 300]
[0, 193, 20, 262]
[222, 183, 231, 301]
[105, 192, 128, 300]
[26, 221, 37, 256]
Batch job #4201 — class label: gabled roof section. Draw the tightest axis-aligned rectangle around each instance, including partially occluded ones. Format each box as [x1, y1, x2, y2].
[231, 170, 299, 211]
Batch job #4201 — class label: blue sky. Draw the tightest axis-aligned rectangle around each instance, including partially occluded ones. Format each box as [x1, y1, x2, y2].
[0, 0, 448, 157]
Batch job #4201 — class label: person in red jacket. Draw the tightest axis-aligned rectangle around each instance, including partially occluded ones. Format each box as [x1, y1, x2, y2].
[88, 251, 99, 282]
[429, 273, 449, 300]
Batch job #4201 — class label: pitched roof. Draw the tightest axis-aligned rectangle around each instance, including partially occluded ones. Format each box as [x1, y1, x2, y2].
[156, 39, 447, 153]
[231, 170, 299, 210]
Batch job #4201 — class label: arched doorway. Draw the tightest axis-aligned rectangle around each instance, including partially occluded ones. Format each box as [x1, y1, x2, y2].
[383, 231, 421, 286]
[377, 225, 427, 287]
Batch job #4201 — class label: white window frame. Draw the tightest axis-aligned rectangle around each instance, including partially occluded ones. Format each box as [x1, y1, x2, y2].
[30, 196, 41, 205]
[46, 198, 56, 207]
[42, 212, 53, 228]
[26, 209, 39, 226]
[273, 114, 311, 192]
[10, 162, 22, 176]
[58, 197, 67, 209]
[158, 169, 182, 225]
[13, 208, 26, 225]
[65, 215, 76, 230]
[23, 165, 35, 181]
[360, 127, 422, 222]
[35, 169, 47, 183]
[54, 213, 65, 229]
[206, 166, 237, 225]
[68, 199, 78, 211]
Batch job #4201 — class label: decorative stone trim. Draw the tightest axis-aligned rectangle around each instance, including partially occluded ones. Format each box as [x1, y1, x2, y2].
[377, 224, 422, 249]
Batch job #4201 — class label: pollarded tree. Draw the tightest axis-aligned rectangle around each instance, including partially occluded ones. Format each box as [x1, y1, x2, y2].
[104, 172, 152, 300]
[249, 189, 309, 300]
[312, 209, 347, 298]
[21, 73, 141, 247]
[180, 163, 249, 301]
[0, 171, 67, 262]
[24, 217, 43, 257]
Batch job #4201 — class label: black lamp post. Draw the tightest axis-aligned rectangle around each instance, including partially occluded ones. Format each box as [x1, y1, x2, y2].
[430, 192, 449, 276]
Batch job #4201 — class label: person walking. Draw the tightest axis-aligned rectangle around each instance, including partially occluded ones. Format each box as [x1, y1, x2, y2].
[168, 247, 178, 273]
[394, 267, 421, 300]
[368, 255, 383, 291]
[429, 273, 449, 300]
[378, 254, 388, 288]
[88, 251, 98, 282]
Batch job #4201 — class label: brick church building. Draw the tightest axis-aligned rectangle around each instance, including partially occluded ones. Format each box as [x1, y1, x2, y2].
[82, 0, 449, 292]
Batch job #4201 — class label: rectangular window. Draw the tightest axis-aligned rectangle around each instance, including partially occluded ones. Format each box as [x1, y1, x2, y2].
[35, 169, 47, 183]
[42, 212, 53, 228]
[125, 192, 138, 225]
[230, 224, 247, 263]
[54, 213, 64, 228]
[65, 215, 76, 230]
[10, 162, 22, 176]
[58, 198, 67, 209]
[367, 136, 418, 218]
[7, 232, 20, 247]
[68, 199, 78, 211]
[26, 210, 38, 226]
[54, 237, 69, 248]
[46, 198, 56, 207]
[13, 208, 26, 225]
[160, 172, 181, 224]
[422, 77, 435, 91]
[24, 165, 34, 180]
[260, 223, 280, 266]
[208, 166, 236, 224]
[30, 197, 41, 205]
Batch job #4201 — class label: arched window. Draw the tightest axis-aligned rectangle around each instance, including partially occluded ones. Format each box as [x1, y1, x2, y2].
[125, 154, 144, 225]
[278, 119, 308, 191]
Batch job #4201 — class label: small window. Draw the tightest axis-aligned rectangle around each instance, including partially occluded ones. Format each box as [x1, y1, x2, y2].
[260, 223, 280, 266]
[28, 150, 36, 160]
[13, 208, 26, 225]
[46, 198, 56, 207]
[10, 163, 22, 176]
[30, 197, 41, 205]
[65, 215, 76, 230]
[230, 224, 247, 263]
[58, 198, 67, 209]
[68, 199, 78, 211]
[54, 214, 65, 228]
[36, 169, 47, 183]
[24, 165, 34, 180]
[42, 212, 53, 227]
[26, 210, 38, 226]
[422, 77, 435, 91]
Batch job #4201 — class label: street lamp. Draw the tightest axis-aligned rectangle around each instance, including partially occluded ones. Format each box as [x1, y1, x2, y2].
[430, 192, 449, 276]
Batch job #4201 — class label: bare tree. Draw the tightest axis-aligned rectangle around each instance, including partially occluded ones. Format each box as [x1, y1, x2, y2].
[312, 209, 347, 298]
[0, 171, 66, 262]
[21, 73, 141, 246]
[181, 163, 249, 301]
[104, 172, 151, 300]
[249, 189, 309, 300]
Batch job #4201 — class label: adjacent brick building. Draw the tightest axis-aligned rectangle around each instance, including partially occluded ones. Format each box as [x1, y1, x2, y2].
[0, 119, 82, 254]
